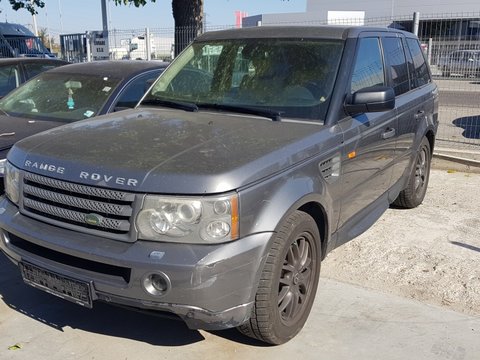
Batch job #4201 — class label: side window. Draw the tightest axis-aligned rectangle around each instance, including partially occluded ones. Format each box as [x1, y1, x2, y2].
[24, 63, 60, 79]
[350, 37, 385, 93]
[406, 38, 431, 88]
[115, 70, 162, 109]
[382, 37, 409, 96]
[0, 65, 20, 97]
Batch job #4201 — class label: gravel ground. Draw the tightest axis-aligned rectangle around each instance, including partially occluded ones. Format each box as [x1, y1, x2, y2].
[322, 168, 480, 316]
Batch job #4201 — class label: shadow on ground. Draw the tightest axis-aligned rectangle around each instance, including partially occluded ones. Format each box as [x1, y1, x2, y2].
[452, 115, 480, 139]
[0, 254, 205, 346]
[0, 253, 267, 347]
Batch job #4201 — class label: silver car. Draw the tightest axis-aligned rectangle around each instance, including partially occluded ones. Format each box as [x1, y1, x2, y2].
[439, 50, 480, 77]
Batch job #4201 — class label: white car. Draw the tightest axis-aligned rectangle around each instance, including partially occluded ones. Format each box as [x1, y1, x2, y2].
[439, 50, 480, 77]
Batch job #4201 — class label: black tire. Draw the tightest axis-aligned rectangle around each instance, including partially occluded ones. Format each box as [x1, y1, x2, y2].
[393, 137, 431, 209]
[442, 67, 450, 77]
[237, 210, 321, 345]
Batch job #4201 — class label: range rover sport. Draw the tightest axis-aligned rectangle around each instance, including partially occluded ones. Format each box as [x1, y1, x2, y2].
[0, 26, 438, 344]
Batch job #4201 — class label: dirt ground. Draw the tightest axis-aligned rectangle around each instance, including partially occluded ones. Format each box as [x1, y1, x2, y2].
[322, 168, 480, 316]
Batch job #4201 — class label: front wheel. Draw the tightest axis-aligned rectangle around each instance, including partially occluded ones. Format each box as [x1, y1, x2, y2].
[393, 137, 431, 209]
[237, 210, 321, 345]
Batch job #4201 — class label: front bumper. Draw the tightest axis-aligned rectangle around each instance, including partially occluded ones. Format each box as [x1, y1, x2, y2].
[0, 197, 273, 330]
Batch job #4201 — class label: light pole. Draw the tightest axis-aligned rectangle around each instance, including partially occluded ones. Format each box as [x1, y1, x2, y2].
[31, 0, 38, 35]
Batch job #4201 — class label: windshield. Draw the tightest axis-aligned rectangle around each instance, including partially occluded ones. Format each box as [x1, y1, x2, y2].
[0, 72, 121, 121]
[142, 38, 344, 121]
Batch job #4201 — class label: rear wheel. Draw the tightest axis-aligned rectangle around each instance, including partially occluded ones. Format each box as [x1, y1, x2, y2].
[237, 210, 321, 345]
[393, 137, 431, 209]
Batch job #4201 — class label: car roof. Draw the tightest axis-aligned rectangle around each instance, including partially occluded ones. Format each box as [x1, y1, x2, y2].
[0, 22, 34, 37]
[48, 60, 169, 78]
[453, 50, 480, 53]
[196, 26, 416, 42]
[0, 58, 69, 65]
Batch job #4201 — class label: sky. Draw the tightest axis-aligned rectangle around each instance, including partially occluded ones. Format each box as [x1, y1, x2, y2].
[1, 0, 307, 37]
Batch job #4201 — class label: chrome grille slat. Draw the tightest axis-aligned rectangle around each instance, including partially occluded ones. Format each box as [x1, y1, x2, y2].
[21, 172, 136, 237]
[24, 172, 134, 201]
[24, 198, 130, 232]
[23, 184, 132, 217]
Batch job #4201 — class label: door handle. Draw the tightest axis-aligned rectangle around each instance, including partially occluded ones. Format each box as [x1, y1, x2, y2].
[382, 128, 396, 140]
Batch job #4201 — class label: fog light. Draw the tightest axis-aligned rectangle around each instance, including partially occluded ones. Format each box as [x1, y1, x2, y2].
[143, 272, 171, 296]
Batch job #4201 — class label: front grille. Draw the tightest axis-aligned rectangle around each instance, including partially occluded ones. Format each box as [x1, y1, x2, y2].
[21, 172, 136, 237]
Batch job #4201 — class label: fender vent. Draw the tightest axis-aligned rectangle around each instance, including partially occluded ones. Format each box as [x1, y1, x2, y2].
[318, 154, 341, 184]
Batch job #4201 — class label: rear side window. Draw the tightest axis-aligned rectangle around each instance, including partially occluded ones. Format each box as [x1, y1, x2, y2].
[382, 37, 409, 96]
[406, 38, 431, 88]
[351, 37, 385, 93]
[115, 70, 162, 109]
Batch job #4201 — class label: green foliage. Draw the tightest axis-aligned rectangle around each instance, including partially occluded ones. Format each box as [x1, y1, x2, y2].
[113, 0, 157, 7]
[8, 0, 45, 14]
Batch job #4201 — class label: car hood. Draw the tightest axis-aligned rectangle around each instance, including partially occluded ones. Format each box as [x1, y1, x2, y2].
[9, 108, 336, 194]
[0, 114, 64, 158]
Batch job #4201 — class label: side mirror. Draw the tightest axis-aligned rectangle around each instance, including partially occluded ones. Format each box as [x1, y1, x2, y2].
[344, 86, 395, 115]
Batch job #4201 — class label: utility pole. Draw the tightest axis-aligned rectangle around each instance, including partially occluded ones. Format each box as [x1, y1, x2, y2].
[31, 0, 38, 35]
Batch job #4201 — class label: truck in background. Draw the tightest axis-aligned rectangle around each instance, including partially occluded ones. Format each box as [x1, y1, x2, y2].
[0, 22, 55, 58]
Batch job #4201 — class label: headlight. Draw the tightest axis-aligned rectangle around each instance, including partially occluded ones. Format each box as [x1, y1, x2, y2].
[0, 159, 6, 175]
[5, 162, 20, 205]
[136, 193, 239, 244]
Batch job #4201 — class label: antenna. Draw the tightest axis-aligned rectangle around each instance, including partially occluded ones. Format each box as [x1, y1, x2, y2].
[58, 0, 64, 32]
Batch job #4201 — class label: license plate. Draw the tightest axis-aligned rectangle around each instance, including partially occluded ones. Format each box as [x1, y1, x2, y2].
[20, 262, 93, 308]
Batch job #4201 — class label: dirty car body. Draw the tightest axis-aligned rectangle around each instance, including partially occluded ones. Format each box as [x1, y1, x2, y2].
[0, 26, 438, 344]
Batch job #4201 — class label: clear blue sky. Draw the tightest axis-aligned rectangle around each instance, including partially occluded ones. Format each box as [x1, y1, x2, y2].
[1, 0, 307, 36]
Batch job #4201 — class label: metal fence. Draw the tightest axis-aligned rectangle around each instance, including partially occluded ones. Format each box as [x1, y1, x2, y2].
[62, 12, 480, 162]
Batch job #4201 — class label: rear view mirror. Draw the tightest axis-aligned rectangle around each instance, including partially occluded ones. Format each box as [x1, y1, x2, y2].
[344, 86, 395, 115]
[65, 80, 82, 89]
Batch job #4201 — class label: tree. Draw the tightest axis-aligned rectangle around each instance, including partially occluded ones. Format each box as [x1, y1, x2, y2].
[114, 0, 203, 56]
[37, 27, 48, 47]
[6, 0, 45, 14]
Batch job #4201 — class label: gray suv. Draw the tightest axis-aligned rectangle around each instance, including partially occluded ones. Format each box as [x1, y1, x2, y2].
[0, 26, 438, 344]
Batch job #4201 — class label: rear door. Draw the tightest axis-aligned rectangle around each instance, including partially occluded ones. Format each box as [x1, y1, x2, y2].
[390, 37, 435, 185]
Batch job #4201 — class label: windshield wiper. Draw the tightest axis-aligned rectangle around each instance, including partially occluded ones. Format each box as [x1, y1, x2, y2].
[141, 98, 198, 112]
[196, 103, 282, 121]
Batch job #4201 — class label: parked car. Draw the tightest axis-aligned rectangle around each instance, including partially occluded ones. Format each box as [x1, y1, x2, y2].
[0, 60, 168, 187]
[0, 58, 69, 98]
[438, 50, 480, 77]
[0, 26, 438, 344]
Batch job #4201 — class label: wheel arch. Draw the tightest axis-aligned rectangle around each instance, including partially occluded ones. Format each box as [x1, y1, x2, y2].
[425, 129, 435, 155]
[298, 201, 329, 260]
